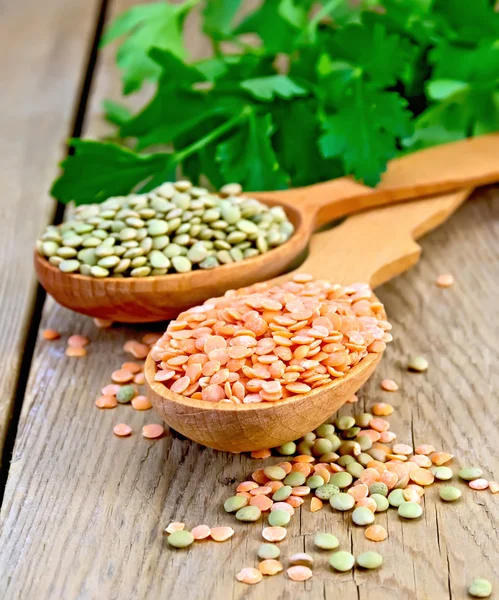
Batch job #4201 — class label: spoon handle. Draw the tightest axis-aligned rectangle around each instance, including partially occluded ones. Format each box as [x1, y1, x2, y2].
[251, 134, 499, 229]
[271, 188, 472, 288]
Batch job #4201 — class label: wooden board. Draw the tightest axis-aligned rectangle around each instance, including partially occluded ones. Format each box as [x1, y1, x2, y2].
[0, 192, 497, 600]
[0, 1, 498, 598]
[0, 0, 103, 464]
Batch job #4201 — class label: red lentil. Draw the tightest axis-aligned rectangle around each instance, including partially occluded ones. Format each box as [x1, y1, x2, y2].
[142, 424, 165, 439]
[210, 526, 234, 541]
[113, 423, 132, 437]
[151, 276, 391, 403]
[95, 395, 118, 409]
[65, 346, 87, 357]
[365, 525, 388, 541]
[262, 526, 287, 542]
[42, 329, 60, 340]
[131, 395, 152, 410]
[258, 559, 283, 576]
[380, 379, 398, 392]
[165, 522, 185, 533]
[191, 525, 211, 540]
[469, 479, 489, 490]
[436, 274, 454, 288]
[67, 335, 90, 348]
[236, 567, 262, 584]
[287, 565, 313, 581]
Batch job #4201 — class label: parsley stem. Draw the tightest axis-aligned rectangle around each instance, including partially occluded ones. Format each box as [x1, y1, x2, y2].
[174, 107, 251, 162]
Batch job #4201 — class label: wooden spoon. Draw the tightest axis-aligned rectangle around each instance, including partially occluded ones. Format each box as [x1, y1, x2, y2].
[145, 188, 471, 452]
[35, 135, 498, 323]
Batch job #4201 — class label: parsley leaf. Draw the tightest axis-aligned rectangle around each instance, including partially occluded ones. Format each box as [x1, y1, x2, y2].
[51, 140, 174, 205]
[102, 100, 132, 127]
[319, 83, 413, 185]
[216, 112, 289, 190]
[101, 0, 199, 94]
[202, 0, 243, 39]
[241, 75, 308, 101]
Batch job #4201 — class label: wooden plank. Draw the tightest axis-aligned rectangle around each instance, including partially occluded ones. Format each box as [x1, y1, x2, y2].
[0, 0, 103, 462]
[0, 191, 497, 599]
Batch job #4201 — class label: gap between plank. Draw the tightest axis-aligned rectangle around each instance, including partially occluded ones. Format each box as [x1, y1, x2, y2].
[0, 0, 111, 506]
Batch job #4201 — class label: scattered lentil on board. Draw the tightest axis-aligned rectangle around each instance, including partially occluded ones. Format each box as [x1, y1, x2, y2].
[113, 423, 132, 437]
[329, 551, 355, 572]
[258, 560, 283, 576]
[141, 424, 164, 439]
[258, 543, 280, 560]
[380, 379, 398, 391]
[167, 530, 194, 549]
[37, 181, 294, 278]
[236, 567, 262, 585]
[357, 551, 383, 569]
[436, 274, 454, 288]
[407, 355, 429, 372]
[42, 329, 60, 340]
[287, 565, 313, 582]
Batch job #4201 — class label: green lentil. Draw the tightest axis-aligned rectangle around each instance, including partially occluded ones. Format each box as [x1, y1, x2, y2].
[314, 532, 339, 550]
[329, 551, 355, 572]
[357, 453, 373, 467]
[268, 509, 290, 527]
[407, 355, 429, 372]
[224, 495, 248, 513]
[357, 435, 373, 451]
[355, 413, 373, 428]
[330, 492, 355, 511]
[272, 486, 292, 501]
[235, 506, 261, 522]
[339, 441, 361, 456]
[276, 441, 296, 455]
[388, 489, 406, 507]
[263, 466, 286, 481]
[370, 493, 390, 512]
[343, 426, 361, 439]
[334, 416, 356, 430]
[468, 578, 492, 598]
[439, 486, 462, 502]
[398, 501, 423, 519]
[431, 466, 453, 480]
[326, 434, 342, 452]
[306, 475, 325, 489]
[258, 543, 280, 560]
[315, 423, 335, 437]
[347, 462, 365, 479]
[313, 438, 333, 456]
[330, 472, 353, 489]
[369, 482, 389, 497]
[352, 506, 375, 526]
[167, 530, 194, 548]
[458, 467, 483, 481]
[315, 484, 340, 500]
[337, 455, 355, 467]
[116, 385, 136, 404]
[284, 472, 306, 487]
[319, 451, 339, 463]
[356, 551, 383, 569]
[37, 181, 294, 278]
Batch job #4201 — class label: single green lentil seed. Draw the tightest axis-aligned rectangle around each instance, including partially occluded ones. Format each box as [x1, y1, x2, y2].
[347, 462, 365, 479]
[272, 486, 292, 501]
[172, 256, 192, 273]
[431, 466, 453, 480]
[276, 441, 296, 455]
[116, 385, 136, 404]
[168, 530, 194, 549]
[235, 506, 261, 522]
[407, 355, 428, 372]
[263, 466, 286, 481]
[352, 506, 375, 526]
[355, 413, 373, 428]
[258, 543, 280, 560]
[334, 416, 356, 430]
[398, 501, 423, 519]
[268, 509, 290, 527]
[224, 495, 248, 513]
[330, 493, 355, 511]
[284, 472, 306, 487]
[59, 259, 80, 273]
[314, 532, 339, 550]
[439, 486, 462, 502]
[370, 493, 390, 512]
[306, 475, 325, 490]
[356, 551, 383, 569]
[357, 435, 373, 451]
[337, 455, 355, 467]
[388, 489, 406, 507]
[315, 424, 335, 437]
[468, 578, 492, 598]
[330, 472, 353, 489]
[313, 438, 333, 456]
[329, 551, 355, 572]
[459, 467, 483, 481]
[369, 482, 389, 497]
[315, 484, 340, 500]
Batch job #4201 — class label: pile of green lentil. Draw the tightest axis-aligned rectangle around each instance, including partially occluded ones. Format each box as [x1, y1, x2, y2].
[36, 181, 294, 278]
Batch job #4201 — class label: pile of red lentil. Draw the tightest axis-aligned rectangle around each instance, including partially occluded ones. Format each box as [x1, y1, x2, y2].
[150, 274, 392, 403]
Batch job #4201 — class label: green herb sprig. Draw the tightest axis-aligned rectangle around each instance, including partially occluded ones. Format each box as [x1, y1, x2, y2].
[52, 0, 499, 205]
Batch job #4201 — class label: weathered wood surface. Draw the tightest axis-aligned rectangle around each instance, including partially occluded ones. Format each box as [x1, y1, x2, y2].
[0, 191, 497, 600]
[0, 1, 498, 599]
[0, 0, 103, 463]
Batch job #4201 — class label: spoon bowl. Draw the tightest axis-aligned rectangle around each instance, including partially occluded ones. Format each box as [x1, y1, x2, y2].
[35, 135, 499, 322]
[145, 350, 382, 452]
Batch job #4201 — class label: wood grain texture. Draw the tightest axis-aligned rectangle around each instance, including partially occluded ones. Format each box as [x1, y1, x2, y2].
[1, 191, 498, 600]
[0, 0, 102, 461]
